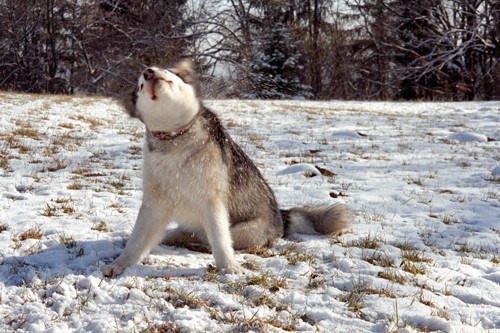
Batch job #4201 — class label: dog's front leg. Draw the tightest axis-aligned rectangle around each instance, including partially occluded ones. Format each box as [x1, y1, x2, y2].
[203, 199, 245, 274]
[102, 201, 168, 277]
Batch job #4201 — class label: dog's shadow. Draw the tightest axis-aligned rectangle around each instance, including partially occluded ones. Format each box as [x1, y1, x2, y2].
[0, 238, 211, 286]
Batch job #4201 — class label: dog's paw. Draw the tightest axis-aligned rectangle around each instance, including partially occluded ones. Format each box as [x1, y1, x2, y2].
[219, 264, 247, 275]
[102, 264, 125, 278]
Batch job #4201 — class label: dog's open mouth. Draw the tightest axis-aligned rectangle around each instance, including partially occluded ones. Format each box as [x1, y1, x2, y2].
[142, 68, 173, 100]
[145, 78, 172, 100]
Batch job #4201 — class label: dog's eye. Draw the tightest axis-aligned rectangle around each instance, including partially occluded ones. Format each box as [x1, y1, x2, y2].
[140, 83, 144, 90]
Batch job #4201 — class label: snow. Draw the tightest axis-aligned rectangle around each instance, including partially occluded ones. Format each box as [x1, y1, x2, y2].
[448, 132, 488, 143]
[276, 163, 321, 177]
[331, 130, 365, 139]
[1, 94, 499, 332]
[493, 166, 500, 177]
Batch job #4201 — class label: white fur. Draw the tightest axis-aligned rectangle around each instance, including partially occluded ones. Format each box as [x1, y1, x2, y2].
[136, 67, 199, 132]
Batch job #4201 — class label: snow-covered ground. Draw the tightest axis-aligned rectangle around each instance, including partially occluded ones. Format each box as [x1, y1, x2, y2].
[0, 92, 499, 333]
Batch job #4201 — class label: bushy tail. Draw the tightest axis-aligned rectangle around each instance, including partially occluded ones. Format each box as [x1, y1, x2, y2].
[281, 205, 353, 237]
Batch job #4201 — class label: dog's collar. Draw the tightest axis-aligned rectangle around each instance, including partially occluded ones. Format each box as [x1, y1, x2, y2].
[148, 127, 189, 141]
[146, 118, 196, 141]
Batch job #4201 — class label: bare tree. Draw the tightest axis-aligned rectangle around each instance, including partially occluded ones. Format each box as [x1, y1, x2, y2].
[0, 0, 75, 93]
[346, 0, 499, 100]
[0, 0, 198, 95]
[71, 0, 193, 94]
[1, 0, 496, 99]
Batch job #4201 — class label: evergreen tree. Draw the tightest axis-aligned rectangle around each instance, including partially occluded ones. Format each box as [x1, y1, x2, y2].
[243, 23, 310, 99]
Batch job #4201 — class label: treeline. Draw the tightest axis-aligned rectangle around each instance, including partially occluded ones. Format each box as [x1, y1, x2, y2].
[0, 0, 498, 100]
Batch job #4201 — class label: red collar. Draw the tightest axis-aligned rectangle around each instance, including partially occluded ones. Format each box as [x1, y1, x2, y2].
[149, 127, 189, 140]
[146, 117, 197, 142]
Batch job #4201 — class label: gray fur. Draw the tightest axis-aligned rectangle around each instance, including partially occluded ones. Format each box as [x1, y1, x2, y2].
[102, 60, 352, 277]
[283, 205, 353, 236]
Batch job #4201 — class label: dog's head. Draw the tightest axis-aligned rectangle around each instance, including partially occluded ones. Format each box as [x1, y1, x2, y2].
[121, 59, 200, 132]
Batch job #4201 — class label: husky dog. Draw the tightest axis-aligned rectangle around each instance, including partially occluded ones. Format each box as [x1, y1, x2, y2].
[102, 60, 353, 277]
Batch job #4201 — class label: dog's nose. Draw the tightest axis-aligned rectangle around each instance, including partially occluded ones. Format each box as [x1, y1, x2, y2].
[143, 68, 155, 81]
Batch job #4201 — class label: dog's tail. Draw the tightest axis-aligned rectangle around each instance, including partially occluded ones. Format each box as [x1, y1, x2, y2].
[281, 205, 353, 237]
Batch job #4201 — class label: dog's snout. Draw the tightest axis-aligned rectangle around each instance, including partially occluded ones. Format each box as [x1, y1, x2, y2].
[143, 68, 155, 81]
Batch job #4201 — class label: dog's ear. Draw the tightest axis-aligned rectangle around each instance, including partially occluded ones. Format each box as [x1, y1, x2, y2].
[119, 86, 141, 119]
[169, 59, 197, 85]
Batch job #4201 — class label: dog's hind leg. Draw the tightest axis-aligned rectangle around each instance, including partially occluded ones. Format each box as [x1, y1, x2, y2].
[230, 218, 282, 250]
[162, 228, 200, 246]
[102, 201, 169, 277]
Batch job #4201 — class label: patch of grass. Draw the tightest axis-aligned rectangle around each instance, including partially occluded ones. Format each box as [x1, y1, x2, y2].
[368, 286, 397, 298]
[0, 155, 9, 170]
[394, 242, 418, 252]
[91, 221, 111, 232]
[2, 136, 16, 149]
[378, 269, 407, 285]
[486, 176, 500, 184]
[12, 127, 41, 140]
[89, 150, 108, 163]
[128, 145, 142, 156]
[350, 234, 383, 249]
[107, 174, 129, 194]
[243, 246, 275, 258]
[58, 234, 84, 257]
[109, 180, 125, 191]
[460, 256, 473, 265]
[46, 158, 69, 172]
[58, 122, 75, 129]
[401, 260, 426, 275]
[42, 143, 59, 157]
[107, 202, 125, 213]
[339, 280, 367, 313]
[225, 272, 288, 296]
[279, 244, 317, 266]
[441, 213, 459, 225]
[308, 271, 326, 290]
[247, 273, 287, 290]
[59, 234, 77, 249]
[72, 166, 91, 176]
[484, 189, 500, 201]
[71, 115, 105, 128]
[248, 134, 265, 142]
[359, 209, 387, 223]
[431, 307, 450, 321]
[67, 181, 84, 190]
[41, 204, 58, 217]
[19, 227, 42, 241]
[18, 145, 32, 154]
[145, 322, 182, 333]
[250, 293, 277, 308]
[404, 175, 425, 186]
[456, 242, 474, 254]
[209, 308, 295, 332]
[418, 288, 435, 307]
[0, 223, 9, 233]
[241, 259, 261, 271]
[401, 249, 432, 263]
[362, 250, 395, 268]
[164, 287, 206, 309]
[53, 197, 75, 214]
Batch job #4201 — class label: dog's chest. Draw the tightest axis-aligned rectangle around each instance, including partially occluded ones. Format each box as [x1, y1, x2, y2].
[143, 140, 228, 200]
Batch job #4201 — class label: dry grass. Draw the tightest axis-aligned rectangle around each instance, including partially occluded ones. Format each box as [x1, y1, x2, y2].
[19, 227, 43, 241]
[378, 269, 407, 285]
